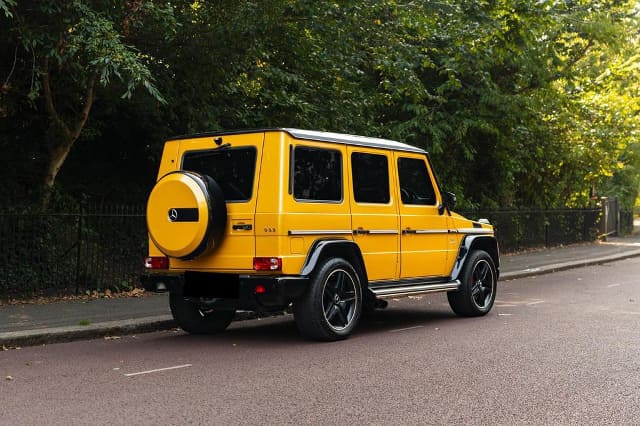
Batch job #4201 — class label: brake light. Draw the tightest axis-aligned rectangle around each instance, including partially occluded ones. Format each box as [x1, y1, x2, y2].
[253, 257, 282, 271]
[255, 284, 267, 294]
[144, 256, 169, 269]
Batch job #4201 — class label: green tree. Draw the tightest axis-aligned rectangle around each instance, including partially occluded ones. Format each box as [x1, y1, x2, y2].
[1, 0, 638, 212]
[1, 0, 173, 206]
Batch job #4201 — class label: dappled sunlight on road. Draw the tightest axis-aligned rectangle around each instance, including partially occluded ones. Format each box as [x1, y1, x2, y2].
[600, 240, 640, 247]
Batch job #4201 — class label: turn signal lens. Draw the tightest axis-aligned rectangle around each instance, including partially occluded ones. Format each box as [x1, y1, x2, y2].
[144, 256, 169, 269]
[253, 257, 282, 271]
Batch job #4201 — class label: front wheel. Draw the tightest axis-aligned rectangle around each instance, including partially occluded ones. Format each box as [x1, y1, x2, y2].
[447, 250, 497, 317]
[293, 258, 363, 341]
[169, 293, 235, 334]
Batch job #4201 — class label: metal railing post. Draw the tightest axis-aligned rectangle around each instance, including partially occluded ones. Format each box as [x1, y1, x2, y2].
[615, 197, 620, 236]
[75, 205, 84, 296]
[605, 199, 608, 240]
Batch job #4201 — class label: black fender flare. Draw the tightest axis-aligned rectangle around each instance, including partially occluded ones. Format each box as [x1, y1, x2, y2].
[300, 239, 368, 284]
[450, 235, 500, 281]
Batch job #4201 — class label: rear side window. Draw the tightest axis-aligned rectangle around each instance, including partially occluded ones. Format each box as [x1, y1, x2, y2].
[351, 152, 390, 204]
[397, 157, 436, 205]
[293, 146, 342, 202]
[182, 147, 257, 202]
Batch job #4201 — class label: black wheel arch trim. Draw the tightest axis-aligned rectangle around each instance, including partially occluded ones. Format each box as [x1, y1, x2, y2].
[300, 239, 368, 284]
[450, 235, 500, 281]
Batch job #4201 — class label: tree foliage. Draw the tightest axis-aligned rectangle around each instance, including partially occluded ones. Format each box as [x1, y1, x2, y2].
[1, 0, 638, 209]
[1, 0, 173, 205]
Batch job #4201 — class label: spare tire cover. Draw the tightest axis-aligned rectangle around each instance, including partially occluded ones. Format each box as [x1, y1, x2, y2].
[146, 171, 227, 260]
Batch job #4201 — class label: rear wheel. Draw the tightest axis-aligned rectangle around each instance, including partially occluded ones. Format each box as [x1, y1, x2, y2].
[293, 258, 363, 341]
[169, 293, 235, 334]
[447, 250, 497, 317]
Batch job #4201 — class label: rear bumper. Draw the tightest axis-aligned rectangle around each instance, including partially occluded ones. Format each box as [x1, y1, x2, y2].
[140, 273, 183, 293]
[140, 272, 308, 311]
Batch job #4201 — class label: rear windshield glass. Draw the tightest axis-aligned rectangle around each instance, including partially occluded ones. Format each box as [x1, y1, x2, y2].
[182, 147, 257, 202]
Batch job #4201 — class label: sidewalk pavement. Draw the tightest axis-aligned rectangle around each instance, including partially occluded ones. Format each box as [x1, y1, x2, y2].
[2, 231, 640, 348]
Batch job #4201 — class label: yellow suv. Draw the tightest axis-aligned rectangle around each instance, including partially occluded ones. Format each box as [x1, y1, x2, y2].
[142, 129, 499, 341]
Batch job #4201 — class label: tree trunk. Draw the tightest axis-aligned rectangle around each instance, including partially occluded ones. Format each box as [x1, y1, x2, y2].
[40, 58, 97, 209]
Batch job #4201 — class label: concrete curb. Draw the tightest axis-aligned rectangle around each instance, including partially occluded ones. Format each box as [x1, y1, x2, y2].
[0, 315, 176, 348]
[501, 249, 640, 280]
[0, 311, 281, 348]
[3, 249, 640, 348]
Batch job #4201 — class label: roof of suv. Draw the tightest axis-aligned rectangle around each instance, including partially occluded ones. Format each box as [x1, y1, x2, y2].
[167, 128, 427, 154]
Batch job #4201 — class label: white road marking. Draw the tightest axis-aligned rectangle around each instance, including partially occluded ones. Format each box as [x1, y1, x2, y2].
[124, 364, 192, 377]
[389, 325, 424, 333]
[498, 313, 513, 316]
[607, 283, 621, 288]
[497, 299, 544, 307]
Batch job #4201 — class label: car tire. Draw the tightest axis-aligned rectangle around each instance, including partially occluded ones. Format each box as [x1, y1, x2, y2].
[293, 258, 363, 341]
[169, 293, 235, 334]
[447, 249, 497, 317]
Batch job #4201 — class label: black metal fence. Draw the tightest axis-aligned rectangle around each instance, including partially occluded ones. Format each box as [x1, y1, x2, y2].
[621, 210, 635, 235]
[460, 208, 602, 253]
[599, 197, 636, 237]
[0, 205, 146, 301]
[0, 204, 635, 300]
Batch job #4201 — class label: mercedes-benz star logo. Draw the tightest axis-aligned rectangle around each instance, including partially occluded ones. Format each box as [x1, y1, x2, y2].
[168, 208, 178, 222]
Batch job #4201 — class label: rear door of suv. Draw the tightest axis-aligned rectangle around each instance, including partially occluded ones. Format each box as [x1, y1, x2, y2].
[347, 147, 400, 281]
[173, 132, 264, 271]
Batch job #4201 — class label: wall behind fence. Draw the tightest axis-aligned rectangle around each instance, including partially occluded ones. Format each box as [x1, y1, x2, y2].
[0, 204, 633, 300]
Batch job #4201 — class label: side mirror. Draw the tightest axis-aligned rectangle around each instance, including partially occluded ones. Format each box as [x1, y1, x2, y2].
[443, 191, 456, 211]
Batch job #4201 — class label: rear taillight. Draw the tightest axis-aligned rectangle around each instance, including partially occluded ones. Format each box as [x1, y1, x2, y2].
[253, 257, 282, 271]
[145, 256, 169, 269]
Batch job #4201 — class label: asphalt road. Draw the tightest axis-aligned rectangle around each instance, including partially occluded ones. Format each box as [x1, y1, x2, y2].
[2, 257, 639, 425]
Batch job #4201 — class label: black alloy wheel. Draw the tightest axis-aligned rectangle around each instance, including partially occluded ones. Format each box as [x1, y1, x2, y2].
[470, 258, 495, 309]
[322, 268, 359, 330]
[447, 249, 497, 317]
[294, 258, 363, 341]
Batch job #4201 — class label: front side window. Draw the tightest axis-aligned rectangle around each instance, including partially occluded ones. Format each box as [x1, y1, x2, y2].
[351, 152, 390, 204]
[182, 147, 257, 202]
[293, 146, 342, 202]
[397, 157, 437, 205]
